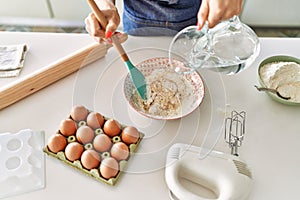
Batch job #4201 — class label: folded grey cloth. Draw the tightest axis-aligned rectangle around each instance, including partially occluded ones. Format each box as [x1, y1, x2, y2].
[0, 44, 28, 78]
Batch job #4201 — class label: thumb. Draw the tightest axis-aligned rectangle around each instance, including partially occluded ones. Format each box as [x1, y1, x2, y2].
[105, 21, 117, 38]
[104, 10, 120, 38]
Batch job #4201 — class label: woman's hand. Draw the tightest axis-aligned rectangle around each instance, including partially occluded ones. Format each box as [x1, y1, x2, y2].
[84, 0, 120, 43]
[197, 0, 243, 30]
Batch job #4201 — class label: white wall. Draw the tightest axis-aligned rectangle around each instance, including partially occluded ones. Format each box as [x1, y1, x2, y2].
[49, 0, 90, 20]
[0, 0, 125, 27]
[0, 0, 50, 18]
[240, 0, 300, 27]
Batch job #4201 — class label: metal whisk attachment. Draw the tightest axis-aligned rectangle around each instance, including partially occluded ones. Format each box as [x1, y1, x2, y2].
[224, 110, 246, 156]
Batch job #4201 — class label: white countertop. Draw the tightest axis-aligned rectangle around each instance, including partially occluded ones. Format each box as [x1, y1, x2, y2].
[0, 31, 300, 200]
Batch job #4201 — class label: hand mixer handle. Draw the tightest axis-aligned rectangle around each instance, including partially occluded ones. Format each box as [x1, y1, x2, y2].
[165, 143, 253, 200]
[166, 161, 213, 200]
[165, 144, 217, 200]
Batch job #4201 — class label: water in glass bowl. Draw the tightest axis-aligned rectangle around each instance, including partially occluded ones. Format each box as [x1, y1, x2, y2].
[169, 16, 260, 75]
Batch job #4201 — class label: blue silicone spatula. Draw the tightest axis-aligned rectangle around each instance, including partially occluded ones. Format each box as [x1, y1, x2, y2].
[87, 0, 147, 99]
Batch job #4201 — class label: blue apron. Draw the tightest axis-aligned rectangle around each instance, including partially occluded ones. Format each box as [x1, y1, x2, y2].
[123, 0, 201, 36]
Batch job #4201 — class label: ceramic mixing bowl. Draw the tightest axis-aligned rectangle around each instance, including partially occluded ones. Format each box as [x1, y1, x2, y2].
[258, 55, 300, 105]
[123, 57, 205, 120]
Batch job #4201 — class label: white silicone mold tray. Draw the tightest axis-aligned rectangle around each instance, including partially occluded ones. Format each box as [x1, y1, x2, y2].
[0, 129, 45, 199]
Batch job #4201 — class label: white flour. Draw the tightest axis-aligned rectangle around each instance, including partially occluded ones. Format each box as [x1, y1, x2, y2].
[259, 61, 300, 102]
[133, 69, 194, 117]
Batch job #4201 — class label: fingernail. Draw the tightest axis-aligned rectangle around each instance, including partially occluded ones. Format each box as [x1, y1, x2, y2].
[105, 31, 113, 38]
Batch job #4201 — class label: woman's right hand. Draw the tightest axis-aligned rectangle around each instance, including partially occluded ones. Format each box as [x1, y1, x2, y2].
[197, 0, 243, 30]
[84, 0, 120, 43]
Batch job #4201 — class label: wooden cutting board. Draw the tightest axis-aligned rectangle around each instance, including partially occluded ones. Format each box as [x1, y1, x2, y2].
[0, 34, 127, 110]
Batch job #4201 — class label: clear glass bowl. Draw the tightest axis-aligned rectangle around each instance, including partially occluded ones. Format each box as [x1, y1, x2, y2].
[169, 16, 260, 75]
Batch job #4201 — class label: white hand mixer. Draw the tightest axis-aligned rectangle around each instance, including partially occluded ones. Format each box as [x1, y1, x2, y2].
[165, 111, 253, 200]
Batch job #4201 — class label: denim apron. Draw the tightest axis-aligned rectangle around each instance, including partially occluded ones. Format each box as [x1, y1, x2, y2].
[122, 0, 201, 36]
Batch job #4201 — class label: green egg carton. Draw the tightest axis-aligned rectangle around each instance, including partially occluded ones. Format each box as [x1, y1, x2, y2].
[43, 109, 144, 186]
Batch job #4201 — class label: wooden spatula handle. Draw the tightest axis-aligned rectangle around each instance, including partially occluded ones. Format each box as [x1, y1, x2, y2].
[87, 0, 108, 29]
[87, 0, 129, 62]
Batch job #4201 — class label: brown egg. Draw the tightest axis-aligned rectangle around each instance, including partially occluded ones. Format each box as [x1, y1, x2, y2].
[100, 157, 119, 179]
[65, 142, 84, 161]
[81, 149, 101, 170]
[103, 119, 121, 137]
[76, 125, 95, 144]
[93, 134, 112, 152]
[47, 133, 67, 153]
[59, 118, 77, 136]
[121, 126, 140, 145]
[70, 105, 89, 122]
[87, 112, 105, 129]
[110, 142, 129, 161]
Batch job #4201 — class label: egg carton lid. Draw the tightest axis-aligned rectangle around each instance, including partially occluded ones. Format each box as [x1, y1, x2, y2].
[0, 129, 45, 199]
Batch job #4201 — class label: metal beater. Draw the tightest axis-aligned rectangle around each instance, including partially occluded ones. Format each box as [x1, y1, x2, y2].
[224, 110, 246, 156]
